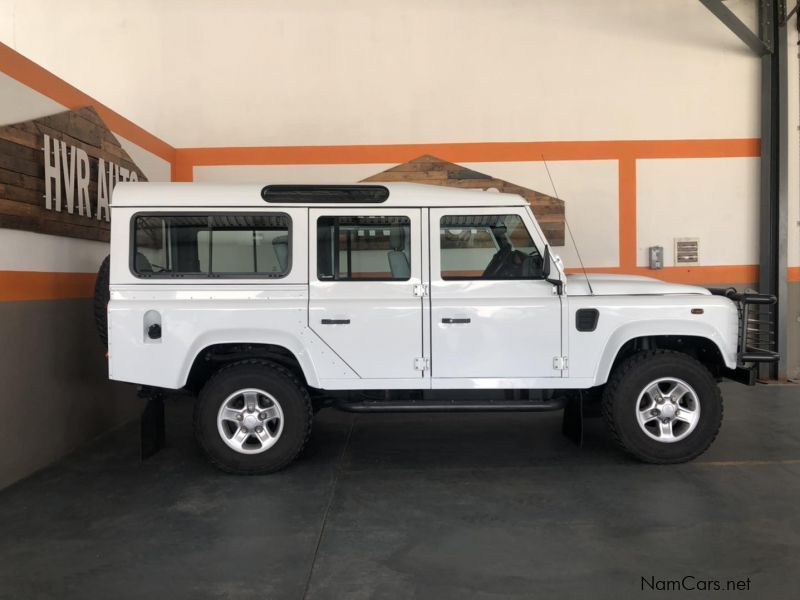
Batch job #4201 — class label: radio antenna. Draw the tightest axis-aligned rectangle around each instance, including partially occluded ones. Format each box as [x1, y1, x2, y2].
[541, 155, 594, 295]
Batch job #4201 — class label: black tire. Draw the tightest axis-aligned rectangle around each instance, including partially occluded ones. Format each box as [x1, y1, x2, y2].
[194, 360, 312, 474]
[93, 255, 111, 348]
[602, 350, 723, 464]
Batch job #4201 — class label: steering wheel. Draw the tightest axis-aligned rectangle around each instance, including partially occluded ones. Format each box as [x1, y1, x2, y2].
[482, 245, 512, 278]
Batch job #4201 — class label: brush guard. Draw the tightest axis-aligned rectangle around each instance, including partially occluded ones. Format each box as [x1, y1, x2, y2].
[709, 287, 779, 384]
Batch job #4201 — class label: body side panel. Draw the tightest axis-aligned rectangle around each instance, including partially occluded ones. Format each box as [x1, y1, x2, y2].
[565, 294, 739, 386]
[108, 286, 359, 389]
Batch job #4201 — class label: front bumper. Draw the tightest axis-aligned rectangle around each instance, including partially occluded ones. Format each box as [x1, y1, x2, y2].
[709, 288, 779, 385]
[722, 366, 758, 386]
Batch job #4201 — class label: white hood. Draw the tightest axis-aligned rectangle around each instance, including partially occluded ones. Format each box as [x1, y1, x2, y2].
[565, 273, 711, 296]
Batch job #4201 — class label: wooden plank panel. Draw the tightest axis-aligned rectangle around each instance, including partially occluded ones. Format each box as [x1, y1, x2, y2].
[0, 167, 45, 193]
[0, 107, 147, 242]
[0, 153, 41, 178]
[0, 125, 41, 150]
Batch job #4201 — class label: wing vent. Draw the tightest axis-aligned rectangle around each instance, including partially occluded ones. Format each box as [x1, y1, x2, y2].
[575, 308, 599, 332]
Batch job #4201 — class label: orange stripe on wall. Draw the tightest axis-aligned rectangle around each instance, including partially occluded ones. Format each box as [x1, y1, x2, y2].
[789, 267, 800, 282]
[176, 138, 760, 169]
[0, 42, 175, 165]
[0, 271, 96, 302]
[171, 155, 194, 182]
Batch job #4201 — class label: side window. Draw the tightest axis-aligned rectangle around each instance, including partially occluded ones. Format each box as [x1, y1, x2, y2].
[317, 215, 411, 281]
[132, 213, 291, 278]
[134, 215, 207, 275]
[208, 215, 290, 275]
[440, 214, 542, 280]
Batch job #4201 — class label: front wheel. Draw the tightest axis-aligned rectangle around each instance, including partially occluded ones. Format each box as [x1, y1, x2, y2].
[602, 350, 723, 464]
[194, 360, 312, 474]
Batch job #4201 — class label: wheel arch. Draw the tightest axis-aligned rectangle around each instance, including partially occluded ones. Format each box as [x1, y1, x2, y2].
[593, 322, 735, 386]
[181, 333, 321, 393]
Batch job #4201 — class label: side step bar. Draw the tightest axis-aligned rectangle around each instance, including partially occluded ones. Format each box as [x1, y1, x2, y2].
[334, 397, 568, 413]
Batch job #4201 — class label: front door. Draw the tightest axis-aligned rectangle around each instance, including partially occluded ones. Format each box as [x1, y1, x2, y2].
[429, 207, 563, 381]
[309, 208, 424, 380]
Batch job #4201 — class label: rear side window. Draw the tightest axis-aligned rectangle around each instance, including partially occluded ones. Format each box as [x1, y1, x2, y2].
[317, 215, 411, 281]
[132, 213, 291, 278]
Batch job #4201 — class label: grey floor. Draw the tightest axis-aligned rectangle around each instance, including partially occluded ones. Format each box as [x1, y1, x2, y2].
[1, 383, 799, 600]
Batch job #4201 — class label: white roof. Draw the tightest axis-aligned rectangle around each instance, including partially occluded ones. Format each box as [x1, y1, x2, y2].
[111, 182, 528, 209]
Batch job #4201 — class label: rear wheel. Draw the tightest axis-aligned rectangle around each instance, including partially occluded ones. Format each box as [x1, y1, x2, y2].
[602, 350, 722, 464]
[194, 360, 312, 474]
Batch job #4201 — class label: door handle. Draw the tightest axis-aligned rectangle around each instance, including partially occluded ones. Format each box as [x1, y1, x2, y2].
[442, 318, 471, 324]
[321, 318, 351, 325]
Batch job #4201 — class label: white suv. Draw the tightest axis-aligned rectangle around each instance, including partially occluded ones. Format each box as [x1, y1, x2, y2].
[99, 183, 777, 473]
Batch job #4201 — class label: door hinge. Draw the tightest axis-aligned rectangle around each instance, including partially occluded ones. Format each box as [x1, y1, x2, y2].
[413, 284, 428, 297]
[414, 357, 430, 371]
[553, 356, 568, 370]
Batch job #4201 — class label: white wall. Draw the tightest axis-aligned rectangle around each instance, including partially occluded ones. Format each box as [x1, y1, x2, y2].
[194, 163, 396, 185]
[0, 229, 108, 273]
[0, 0, 761, 147]
[463, 161, 619, 267]
[0, 71, 63, 124]
[637, 157, 760, 268]
[117, 135, 171, 183]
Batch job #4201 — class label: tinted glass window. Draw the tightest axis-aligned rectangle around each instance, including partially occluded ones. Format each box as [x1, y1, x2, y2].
[133, 213, 290, 278]
[317, 215, 411, 281]
[208, 215, 290, 275]
[440, 214, 542, 280]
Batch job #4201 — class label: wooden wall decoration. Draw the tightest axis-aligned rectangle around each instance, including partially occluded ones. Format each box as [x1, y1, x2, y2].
[0, 106, 147, 243]
[361, 154, 565, 246]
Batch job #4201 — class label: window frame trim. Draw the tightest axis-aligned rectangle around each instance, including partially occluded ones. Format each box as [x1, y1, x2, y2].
[129, 211, 293, 280]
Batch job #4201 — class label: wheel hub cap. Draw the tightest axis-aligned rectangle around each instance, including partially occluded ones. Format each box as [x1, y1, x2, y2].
[243, 414, 260, 429]
[635, 377, 700, 443]
[217, 388, 284, 455]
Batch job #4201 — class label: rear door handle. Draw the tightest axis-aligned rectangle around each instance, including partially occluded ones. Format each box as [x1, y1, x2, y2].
[442, 318, 471, 324]
[321, 318, 351, 325]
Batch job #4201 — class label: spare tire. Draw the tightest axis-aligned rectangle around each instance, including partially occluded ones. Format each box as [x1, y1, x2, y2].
[94, 255, 110, 348]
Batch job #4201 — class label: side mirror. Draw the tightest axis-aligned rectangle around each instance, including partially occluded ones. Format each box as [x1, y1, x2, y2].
[542, 245, 563, 294]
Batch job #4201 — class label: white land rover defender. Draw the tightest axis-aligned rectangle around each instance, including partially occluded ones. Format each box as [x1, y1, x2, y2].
[97, 183, 778, 474]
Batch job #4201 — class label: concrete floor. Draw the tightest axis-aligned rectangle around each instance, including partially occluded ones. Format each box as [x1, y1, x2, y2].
[0, 382, 799, 599]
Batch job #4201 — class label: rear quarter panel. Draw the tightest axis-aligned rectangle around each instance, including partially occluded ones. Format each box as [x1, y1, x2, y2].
[107, 285, 359, 388]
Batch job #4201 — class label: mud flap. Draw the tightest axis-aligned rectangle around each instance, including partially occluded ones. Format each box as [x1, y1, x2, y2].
[139, 387, 165, 459]
[561, 392, 584, 446]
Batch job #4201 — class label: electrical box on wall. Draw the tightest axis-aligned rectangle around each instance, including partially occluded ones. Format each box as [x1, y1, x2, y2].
[674, 238, 699, 265]
[648, 246, 663, 270]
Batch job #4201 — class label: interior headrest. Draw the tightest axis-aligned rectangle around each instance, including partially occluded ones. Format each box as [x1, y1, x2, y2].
[389, 228, 405, 251]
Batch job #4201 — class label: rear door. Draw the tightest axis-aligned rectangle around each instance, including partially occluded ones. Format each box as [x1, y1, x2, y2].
[309, 208, 425, 380]
[429, 207, 563, 381]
